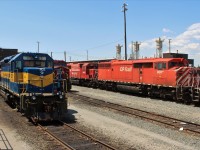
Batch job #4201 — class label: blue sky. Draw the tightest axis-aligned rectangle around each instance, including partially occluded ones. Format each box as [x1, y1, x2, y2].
[0, 0, 200, 65]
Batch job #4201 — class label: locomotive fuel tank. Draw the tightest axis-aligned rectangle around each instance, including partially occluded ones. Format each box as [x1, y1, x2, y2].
[116, 84, 140, 93]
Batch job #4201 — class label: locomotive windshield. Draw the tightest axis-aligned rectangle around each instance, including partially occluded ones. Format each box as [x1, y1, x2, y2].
[168, 61, 184, 68]
[23, 55, 52, 68]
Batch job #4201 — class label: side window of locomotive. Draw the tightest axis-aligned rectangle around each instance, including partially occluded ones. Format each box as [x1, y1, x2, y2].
[23, 56, 34, 60]
[143, 63, 153, 68]
[16, 61, 22, 69]
[35, 61, 45, 67]
[133, 63, 142, 68]
[163, 63, 166, 69]
[169, 62, 177, 68]
[38, 56, 46, 60]
[47, 61, 53, 68]
[169, 62, 184, 68]
[98, 64, 111, 69]
[24, 61, 34, 67]
[156, 62, 166, 70]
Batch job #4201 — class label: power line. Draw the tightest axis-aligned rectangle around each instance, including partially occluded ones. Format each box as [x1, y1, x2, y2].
[82, 39, 123, 51]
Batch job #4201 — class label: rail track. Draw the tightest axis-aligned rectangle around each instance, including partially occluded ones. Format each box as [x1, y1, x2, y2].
[38, 121, 116, 150]
[69, 92, 200, 137]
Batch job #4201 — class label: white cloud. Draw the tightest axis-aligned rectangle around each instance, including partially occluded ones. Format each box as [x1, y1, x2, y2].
[187, 23, 200, 30]
[134, 23, 200, 66]
[162, 28, 173, 33]
[171, 23, 200, 55]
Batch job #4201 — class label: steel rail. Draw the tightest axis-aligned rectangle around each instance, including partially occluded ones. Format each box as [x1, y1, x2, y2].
[38, 124, 73, 150]
[38, 121, 116, 150]
[61, 121, 116, 150]
[69, 93, 200, 136]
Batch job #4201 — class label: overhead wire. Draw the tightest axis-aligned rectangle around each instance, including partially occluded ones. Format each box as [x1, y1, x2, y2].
[51, 38, 123, 60]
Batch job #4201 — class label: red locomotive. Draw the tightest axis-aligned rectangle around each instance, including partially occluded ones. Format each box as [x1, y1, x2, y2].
[68, 62, 98, 87]
[68, 58, 200, 104]
[54, 60, 72, 91]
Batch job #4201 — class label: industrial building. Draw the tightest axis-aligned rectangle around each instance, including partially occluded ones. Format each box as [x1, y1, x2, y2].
[0, 48, 18, 61]
[163, 52, 194, 67]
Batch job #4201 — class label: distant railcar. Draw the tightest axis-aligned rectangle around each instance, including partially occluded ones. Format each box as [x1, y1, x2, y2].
[0, 53, 68, 122]
[69, 62, 98, 87]
[54, 60, 72, 91]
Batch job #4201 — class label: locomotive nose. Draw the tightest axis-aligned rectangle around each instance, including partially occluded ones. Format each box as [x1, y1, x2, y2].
[23, 67, 53, 93]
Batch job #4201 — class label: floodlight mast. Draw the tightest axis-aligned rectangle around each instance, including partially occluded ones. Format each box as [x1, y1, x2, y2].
[37, 41, 40, 53]
[122, 3, 128, 60]
[168, 39, 172, 53]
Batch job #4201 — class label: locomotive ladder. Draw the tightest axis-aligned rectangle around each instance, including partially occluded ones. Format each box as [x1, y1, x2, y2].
[193, 77, 200, 102]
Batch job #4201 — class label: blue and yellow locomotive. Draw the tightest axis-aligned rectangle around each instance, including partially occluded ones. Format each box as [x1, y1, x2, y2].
[0, 52, 67, 122]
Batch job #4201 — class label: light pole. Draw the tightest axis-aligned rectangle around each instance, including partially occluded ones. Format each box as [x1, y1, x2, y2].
[122, 3, 128, 60]
[37, 41, 40, 53]
[168, 39, 171, 53]
[64, 51, 66, 62]
[86, 50, 88, 60]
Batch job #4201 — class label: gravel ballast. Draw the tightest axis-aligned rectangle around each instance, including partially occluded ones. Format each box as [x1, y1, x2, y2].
[71, 86, 200, 124]
[0, 98, 62, 150]
[69, 85, 200, 150]
[1, 85, 200, 150]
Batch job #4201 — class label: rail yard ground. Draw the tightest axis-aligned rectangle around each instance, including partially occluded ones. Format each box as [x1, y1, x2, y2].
[68, 86, 200, 150]
[1, 86, 200, 150]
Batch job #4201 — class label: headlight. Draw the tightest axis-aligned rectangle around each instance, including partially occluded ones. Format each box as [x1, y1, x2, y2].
[32, 96, 36, 100]
[59, 95, 63, 99]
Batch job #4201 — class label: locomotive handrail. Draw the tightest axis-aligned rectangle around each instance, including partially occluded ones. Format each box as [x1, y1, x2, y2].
[53, 79, 67, 93]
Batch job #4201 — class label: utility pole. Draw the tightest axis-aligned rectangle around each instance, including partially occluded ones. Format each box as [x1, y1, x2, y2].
[86, 50, 88, 60]
[37, 41, 40, 53]
[168, 39, 171, 53]
[64, 51, 66, 62]
[51, 52, 53, 58]
[122, 3, 128, 60]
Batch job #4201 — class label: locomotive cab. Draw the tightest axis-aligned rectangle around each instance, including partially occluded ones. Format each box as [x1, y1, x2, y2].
[168, 59, 188, 69]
